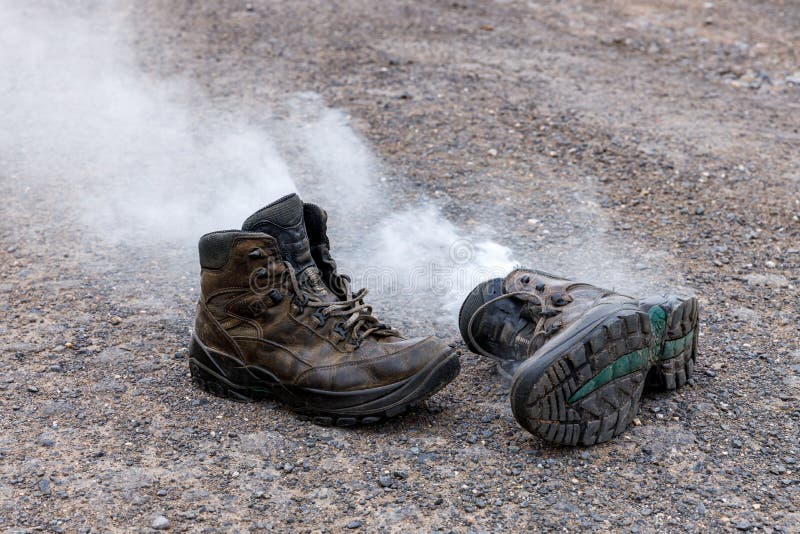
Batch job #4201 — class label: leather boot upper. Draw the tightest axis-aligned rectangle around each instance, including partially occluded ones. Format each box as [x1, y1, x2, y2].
[194, 196, 448, 393]
[469, 268, 635, 362]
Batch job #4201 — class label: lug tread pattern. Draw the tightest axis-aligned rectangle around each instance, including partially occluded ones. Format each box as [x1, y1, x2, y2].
[664, 296, 698, 340]
[516, 309, 649, 446]
[514, 295, 699, 446]
[654, 296, 699, 391]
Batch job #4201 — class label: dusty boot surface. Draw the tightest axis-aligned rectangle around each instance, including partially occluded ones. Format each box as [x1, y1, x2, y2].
[460, 268, 698, 445]
[189, 193, 460, 425]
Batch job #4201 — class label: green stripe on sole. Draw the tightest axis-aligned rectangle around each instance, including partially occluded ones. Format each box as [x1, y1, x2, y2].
[662, 330, 694, 360]
[568, 348, 649, 402]
[568, 306, 673, 403]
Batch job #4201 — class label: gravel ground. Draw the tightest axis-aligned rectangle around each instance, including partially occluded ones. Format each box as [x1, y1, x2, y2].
[2, 0, 800, 532]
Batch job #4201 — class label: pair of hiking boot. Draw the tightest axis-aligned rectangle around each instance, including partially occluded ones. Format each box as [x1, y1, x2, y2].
[189, 193, 698, 445]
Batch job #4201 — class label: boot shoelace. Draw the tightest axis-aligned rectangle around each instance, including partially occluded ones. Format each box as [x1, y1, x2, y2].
[466, 282, 628, 360]
[285, 262, 399, 346]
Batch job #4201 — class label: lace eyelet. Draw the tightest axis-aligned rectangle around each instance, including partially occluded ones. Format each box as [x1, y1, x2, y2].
[249, 248, 265, 259]
[312, 310, 327, 326]
[333, 322, 347, 339]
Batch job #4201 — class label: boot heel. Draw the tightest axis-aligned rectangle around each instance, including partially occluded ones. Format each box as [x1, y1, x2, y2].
[654, 296, 698, 390]
[188, 335, 263, 402]
[657, 335, 696, 389]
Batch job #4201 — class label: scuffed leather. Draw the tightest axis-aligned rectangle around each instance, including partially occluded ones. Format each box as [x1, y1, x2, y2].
[194, 232, 448, 392]
[502, 268, 635, 358]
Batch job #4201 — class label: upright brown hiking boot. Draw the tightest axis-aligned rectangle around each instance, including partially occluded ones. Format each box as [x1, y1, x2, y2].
[189, 193, 460, 425]
[459, 268, 698, 445]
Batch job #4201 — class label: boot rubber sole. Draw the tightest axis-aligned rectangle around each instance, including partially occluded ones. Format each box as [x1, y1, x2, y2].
[188, 335, 460, 426]
[509, 295, 698, 446]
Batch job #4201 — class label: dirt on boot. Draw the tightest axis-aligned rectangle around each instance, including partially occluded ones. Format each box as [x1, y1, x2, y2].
[460, 268, 698, 445]
[190, 194, 460, 425]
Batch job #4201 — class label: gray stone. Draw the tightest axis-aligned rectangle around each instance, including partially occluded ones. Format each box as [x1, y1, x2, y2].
[151, 515, 169, 530]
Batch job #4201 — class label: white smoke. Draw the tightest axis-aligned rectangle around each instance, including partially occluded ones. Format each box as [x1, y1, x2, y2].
[0, 1, 517, 323]
[0, 2, 295, 241]
[364, 206, 517, 316]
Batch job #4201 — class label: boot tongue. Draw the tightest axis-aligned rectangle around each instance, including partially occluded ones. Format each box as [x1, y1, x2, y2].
[242, 193, 331, 298]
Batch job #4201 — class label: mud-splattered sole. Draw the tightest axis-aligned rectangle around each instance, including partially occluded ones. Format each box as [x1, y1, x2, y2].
[510, 296, 698, 446]
[188, 336, 460, 427]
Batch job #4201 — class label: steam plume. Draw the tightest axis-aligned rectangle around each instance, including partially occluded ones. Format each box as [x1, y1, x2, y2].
[0, 1, 517, 325]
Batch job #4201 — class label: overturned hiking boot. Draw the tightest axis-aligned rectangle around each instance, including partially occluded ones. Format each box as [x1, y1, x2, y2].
[189, 193, 459, 425]
[459, 268, 698, 445]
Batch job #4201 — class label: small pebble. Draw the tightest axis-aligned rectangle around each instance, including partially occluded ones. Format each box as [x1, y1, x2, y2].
[151, 515, 169, 530]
